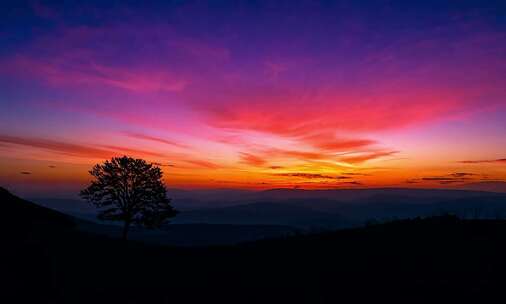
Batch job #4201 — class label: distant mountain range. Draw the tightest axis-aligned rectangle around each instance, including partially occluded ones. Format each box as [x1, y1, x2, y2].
[28, 186, 506, 233]
[456, 181, 506, 193]
[2, 187, 292, 246]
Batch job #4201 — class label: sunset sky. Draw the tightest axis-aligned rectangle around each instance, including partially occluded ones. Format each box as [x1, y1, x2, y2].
[1, 0, 505, 196]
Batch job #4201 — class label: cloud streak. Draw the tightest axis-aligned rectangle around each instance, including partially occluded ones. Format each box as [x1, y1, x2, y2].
[0, 135, 163, 159]
[338, 150, 399, 164]
[239, 152, 267, 167]
[272, 173, 351, 180]
[407, 173, 479, 185]
[458, 159, 506, 164]
[124, 132, 188, 148]
[184, 160, 220, 169]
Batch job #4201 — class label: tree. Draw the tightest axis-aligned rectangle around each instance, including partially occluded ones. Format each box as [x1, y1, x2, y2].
[80, 156, 177, 240]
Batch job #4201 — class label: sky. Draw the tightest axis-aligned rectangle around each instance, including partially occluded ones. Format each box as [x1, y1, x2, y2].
[1, 0, 505, 197]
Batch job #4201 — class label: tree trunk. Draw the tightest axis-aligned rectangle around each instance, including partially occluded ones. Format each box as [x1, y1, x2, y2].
[122, 221, 131, 241]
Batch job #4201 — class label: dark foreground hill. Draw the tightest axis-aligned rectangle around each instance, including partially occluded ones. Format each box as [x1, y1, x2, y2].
[3, 187, 506, 303]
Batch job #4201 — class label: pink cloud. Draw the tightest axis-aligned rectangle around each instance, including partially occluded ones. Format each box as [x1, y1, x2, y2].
[184, 160, 220, 169]
[0, 134, 162, 159]
[99, 145, 165, 158]
[338, 150, 399, 164]
[5, 56, 186, 93]
[124, 132, 188, 148]
[203, 85, 467, 135]
[266, 148, 328, 161]
[299, 132, 376, 151]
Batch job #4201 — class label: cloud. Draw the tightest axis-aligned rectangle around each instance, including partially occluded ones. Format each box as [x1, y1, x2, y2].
[405, 179, 420, 184]
[341, 181, 363, 186]
[99, 145, 165, 158]
[20, 171, 32, 175]
[207, 89, 440, 134]
[300, 133, 376, 151]
[408, 172, 478, 185]
[151, 162, 175, 167]
[267, 148, 327, 161]
[273, 173, 351, 180]
[239, 152, 266, 166]
[450, 172, 477, 177]
[48, 165, 56, 168]
[184, 160, 220, 169]
[5, 56, 187, 93]
[338, 150, 399, 164]
[269, 166, 284, 170]
[422, 177, 464, 182]
[342, 172, 371, 176]
[0, 135, 114, 158]
[124, 132, 188, 148]
[0, 135, 162, 159]
[233, 146, 397, 166]
[458, 159, 506, 164]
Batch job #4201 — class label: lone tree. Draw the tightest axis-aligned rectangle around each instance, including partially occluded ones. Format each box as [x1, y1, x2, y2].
[80, 156, 177, 240]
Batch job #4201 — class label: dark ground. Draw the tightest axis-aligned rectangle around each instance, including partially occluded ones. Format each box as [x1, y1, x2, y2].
[2, 187, 506, 303]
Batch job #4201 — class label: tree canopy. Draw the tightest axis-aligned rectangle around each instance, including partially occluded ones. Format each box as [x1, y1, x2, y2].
[80, 156, 177, 239]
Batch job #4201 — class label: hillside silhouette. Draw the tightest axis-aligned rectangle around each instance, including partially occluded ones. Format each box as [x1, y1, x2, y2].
[3, 187, 506, 303]
[0, 187, 76, 235]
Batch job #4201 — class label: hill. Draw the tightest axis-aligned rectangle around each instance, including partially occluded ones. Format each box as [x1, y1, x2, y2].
[3, 187, 506, 303]
[0, 187, 76, 236]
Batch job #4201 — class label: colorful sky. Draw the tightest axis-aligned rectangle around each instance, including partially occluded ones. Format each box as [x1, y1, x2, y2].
[1, 0, 506, 197]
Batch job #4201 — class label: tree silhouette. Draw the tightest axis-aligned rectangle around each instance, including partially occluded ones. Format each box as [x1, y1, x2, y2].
[80, 156, 177, 240]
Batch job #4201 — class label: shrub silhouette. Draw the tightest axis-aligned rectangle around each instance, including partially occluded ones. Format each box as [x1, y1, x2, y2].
[80, 156, 177, 240]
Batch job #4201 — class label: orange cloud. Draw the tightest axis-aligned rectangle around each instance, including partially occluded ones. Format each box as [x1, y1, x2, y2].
[239, 152, 267, 166]
[269, 166, 284, 170]
[273, 173, 351, 180]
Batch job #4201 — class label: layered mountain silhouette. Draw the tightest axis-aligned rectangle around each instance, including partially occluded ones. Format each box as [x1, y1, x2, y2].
[457, 181, 506, 193]
[12, 188, 292, 246]
[4, 186, 506, 303]
[35, 188, 506, 232]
